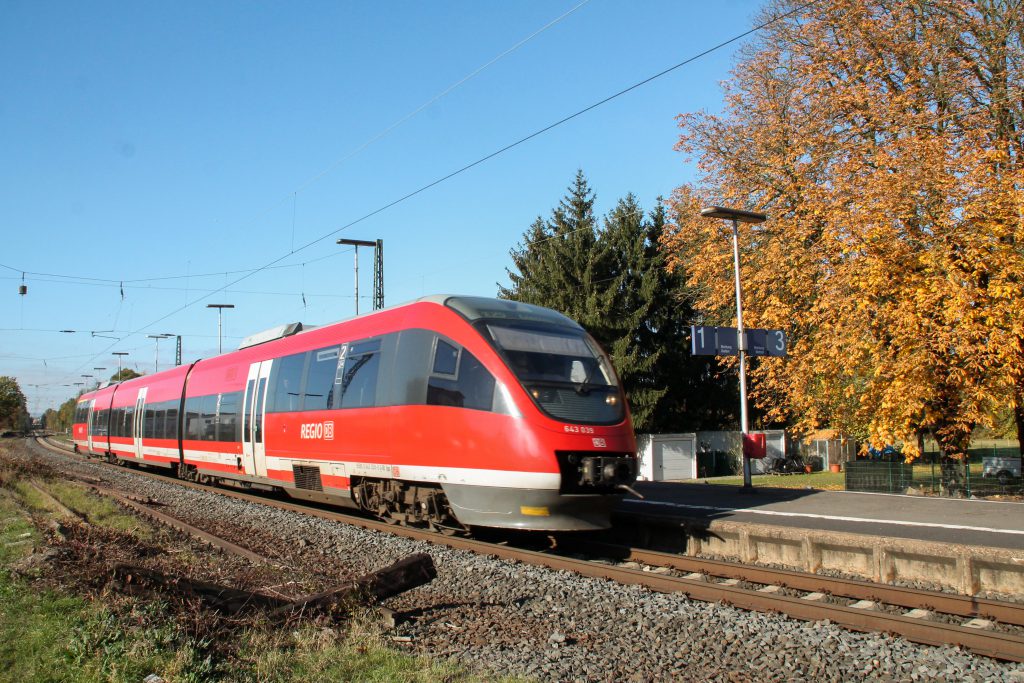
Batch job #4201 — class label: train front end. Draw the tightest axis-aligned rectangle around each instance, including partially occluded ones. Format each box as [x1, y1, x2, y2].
[438, 297, 638, 531]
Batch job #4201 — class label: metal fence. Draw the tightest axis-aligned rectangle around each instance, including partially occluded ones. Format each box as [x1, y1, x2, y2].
[845, 449, 1022, 498]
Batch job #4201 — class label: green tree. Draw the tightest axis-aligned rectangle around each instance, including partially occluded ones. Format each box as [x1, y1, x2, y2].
[57, 396, 77, 431]
[500, 173, 734, 432]
[0, 376, 29, 432]
[111, 368, 143, 382]
[499, 170, 607, 330]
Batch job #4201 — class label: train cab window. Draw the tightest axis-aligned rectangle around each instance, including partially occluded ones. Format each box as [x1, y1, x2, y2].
[337, 339, 381, 409]
[302, 346, 340, 411]
[427, 345, 496, 411]
[269, 352, 307, 413]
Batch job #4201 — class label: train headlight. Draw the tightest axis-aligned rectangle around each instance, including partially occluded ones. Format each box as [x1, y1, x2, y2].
[605, 395, 618, 406]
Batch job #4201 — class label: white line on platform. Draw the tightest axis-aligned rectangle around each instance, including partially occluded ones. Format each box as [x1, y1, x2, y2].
[622, 499, 1024, 536]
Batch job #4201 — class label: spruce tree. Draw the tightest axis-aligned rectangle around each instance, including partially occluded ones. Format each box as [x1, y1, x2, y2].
[499, 173, 738, 433]
[499, 170, 606, 329]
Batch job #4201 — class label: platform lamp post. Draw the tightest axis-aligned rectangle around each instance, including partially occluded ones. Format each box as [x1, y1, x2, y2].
[112, 352, 129, 381]
[206, 304, 234, 354]
[336, 238, 383, 315]
[81, 374, 95, 390]
[699, 206, 768, 492]
[93, 368, 106, 385]
[147, 334, 174, 373]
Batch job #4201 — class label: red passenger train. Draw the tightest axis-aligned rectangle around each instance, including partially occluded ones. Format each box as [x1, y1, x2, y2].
[72, 296, 638, 531]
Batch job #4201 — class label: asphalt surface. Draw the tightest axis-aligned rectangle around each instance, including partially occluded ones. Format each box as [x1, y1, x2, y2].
[619, 482, 1024, 551]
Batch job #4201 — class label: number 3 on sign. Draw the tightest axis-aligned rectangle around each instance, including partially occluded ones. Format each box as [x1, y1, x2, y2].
[772, 330, 786, 355]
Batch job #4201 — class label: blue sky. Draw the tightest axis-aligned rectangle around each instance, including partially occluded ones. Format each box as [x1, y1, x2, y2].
[1, 0, 762, 415]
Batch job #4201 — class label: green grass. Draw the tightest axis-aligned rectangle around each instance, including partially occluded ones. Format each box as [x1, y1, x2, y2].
[242, 619, 473, 683]
[0, 469, 502, 682]
[705, 471, 846, 490]
[0, 490, 194, 682]
[14, 480, 159, 540]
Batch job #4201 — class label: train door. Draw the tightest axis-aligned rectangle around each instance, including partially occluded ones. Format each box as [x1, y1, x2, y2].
[242, 361, 272, 477]
[133, 387, 148, 460]
[86, 400, 95, 453]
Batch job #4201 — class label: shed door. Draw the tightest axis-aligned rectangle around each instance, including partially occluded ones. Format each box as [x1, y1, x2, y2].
[242, 361, 272, 477]
[656, 437, 696, 480]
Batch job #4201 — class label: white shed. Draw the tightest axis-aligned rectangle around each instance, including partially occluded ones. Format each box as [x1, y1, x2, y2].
[636, 433, 698, 481]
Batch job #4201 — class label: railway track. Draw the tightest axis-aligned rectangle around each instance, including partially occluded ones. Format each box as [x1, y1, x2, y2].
[32, 436, 1024, 662]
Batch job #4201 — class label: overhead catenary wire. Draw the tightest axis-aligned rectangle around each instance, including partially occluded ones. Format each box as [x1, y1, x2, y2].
[41, 0, 824, 384]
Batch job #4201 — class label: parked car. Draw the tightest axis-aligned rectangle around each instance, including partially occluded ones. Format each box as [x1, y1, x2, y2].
[982, 456, 1022, 486]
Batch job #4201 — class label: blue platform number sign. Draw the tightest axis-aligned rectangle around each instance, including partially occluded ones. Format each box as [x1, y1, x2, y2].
[691, 326, 787, 357]
[716, 327, 738, 355]
[691, 325, 717, 356]
[746, 329, 767, 356]
[765, 329, 787, 357]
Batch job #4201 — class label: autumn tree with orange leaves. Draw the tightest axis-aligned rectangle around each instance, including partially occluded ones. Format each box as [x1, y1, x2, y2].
[663, 0, 1024, 461]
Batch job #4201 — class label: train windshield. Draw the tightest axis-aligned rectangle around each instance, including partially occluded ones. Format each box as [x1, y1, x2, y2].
[485, 322, 624, 425]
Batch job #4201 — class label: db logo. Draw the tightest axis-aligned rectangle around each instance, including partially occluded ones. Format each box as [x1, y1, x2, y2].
[592, 437, 607, 448]
[300, 421, 335, 440]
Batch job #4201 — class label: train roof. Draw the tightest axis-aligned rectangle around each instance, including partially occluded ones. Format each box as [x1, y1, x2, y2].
[232, 295, 580, 352]
[429, 295, 580, 329]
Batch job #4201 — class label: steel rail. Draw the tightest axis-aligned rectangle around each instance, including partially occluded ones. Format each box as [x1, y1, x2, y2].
[89, 483, 270, 565]
[32, 437, 1024, 662]
[562, 538, 1024, 627]
[26, 480, 82, 520]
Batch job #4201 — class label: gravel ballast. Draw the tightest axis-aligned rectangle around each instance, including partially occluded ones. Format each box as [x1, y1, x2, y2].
[16, 440, 1024, 682]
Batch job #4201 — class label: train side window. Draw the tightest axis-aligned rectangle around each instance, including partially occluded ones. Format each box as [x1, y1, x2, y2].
[432, 340, 459, 376]
[143, 406, 156, 439]
[269, 352, 307, 413]
[302, 346, 340, 411]
[125, 405, 135, 438]
[153, 407, 165, 439]
[427, 347, 495, 412]
[217, 391, 241, 442]
[200, 395, 218, 441]
[166, 404, 179, 441]
[184, 397, 202, 440]
[337, 339, 381, 409]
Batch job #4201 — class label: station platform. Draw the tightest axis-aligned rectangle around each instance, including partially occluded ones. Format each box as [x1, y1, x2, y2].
[612, 482, 1024, 596]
